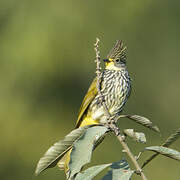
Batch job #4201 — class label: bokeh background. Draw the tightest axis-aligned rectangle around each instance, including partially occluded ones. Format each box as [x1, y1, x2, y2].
[0, 0, 180, 179]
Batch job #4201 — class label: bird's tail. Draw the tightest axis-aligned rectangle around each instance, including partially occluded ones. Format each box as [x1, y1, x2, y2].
[57, 117, 103, 173]
[57, 132, 106, 173]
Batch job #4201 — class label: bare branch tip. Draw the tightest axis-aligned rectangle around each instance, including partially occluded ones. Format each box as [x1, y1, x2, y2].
[94, 37, 100, 47]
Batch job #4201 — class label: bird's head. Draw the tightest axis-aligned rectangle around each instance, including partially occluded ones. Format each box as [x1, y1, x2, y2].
[103, 40, 127, 71]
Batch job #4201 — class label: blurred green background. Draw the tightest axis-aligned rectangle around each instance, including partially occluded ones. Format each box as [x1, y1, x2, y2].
[0, 0, 180, 179]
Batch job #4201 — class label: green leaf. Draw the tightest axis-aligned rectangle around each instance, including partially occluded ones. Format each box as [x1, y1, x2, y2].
[75, 163, 111, 180]
[142, 128, 180, 168]
[102, 159, 134, 180]
[120, 115, 160, 133]
[67, 126, 108, 179]
[145, 146, 180, 162]
[35, 126, 90, 176]
[123, 129, 146, 143]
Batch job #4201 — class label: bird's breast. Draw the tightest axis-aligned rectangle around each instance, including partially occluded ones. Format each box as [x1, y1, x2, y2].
[89, 69, 131, 123]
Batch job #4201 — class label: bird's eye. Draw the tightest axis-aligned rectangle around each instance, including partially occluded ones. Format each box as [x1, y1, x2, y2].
[116, 59, 120, 62]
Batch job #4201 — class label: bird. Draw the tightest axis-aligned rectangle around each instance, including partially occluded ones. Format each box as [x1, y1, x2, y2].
[58, 40, 131, 173]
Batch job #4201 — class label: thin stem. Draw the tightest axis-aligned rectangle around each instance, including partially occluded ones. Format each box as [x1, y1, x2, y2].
[142, 127, 180, 168]
[108, 123, 147, 180]
[141, 153, 158, 169]
[117, 134, 147, 180]
[94, 38, 148, 180]
[94, 38, 111, 117]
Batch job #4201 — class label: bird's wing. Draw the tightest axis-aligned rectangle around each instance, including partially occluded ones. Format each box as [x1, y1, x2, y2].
[75, 77, 98, 128]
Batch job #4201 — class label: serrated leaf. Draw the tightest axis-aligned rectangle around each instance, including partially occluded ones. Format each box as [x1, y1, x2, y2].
[145, 146, 180, 162]
[75, 163, 111, 180]
[123, 129, 146, 143]
[35, 126, 90, 176]
[102, 159, 134, 180]
[120, 115, 160, 133]
[68, 126, 108, 179]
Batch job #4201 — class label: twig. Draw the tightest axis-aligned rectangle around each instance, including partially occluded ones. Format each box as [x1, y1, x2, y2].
[94, 38, 147, 180]
[116, 133, 147, 179]
[142, 127, 180, 168]
[94, 38, 111, 118]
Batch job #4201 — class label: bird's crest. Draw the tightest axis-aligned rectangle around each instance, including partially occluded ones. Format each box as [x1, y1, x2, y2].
[107, 40, 127, 62]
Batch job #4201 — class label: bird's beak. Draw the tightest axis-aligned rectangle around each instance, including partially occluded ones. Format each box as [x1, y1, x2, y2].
[103, 59, 111, 62]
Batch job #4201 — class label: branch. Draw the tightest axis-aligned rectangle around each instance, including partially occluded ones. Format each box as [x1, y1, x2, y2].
[94, 38, 111, 118]
[142, 127, 180, 168]
[94, 38, 147, 180]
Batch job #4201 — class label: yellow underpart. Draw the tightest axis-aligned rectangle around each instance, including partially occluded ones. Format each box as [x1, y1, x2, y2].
[80, 116, 99, 127]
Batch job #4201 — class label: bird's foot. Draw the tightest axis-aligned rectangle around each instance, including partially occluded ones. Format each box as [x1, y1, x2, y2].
[106, 121, 120, 136]
[107, 115, 115, 124]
